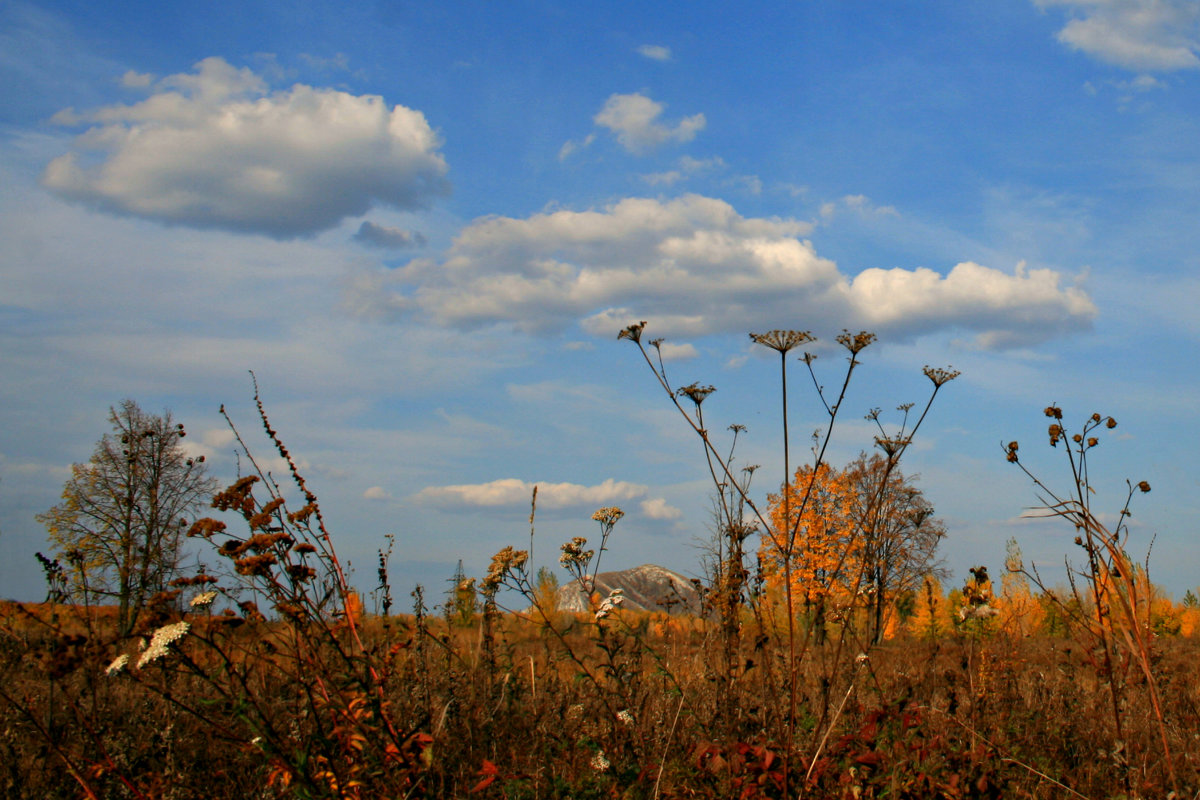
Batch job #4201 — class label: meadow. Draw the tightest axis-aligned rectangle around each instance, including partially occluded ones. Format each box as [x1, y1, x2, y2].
[4, 328, 1197, 799]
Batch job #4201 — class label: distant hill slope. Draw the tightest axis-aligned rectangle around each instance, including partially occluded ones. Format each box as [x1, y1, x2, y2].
[556, 564, 702, 615]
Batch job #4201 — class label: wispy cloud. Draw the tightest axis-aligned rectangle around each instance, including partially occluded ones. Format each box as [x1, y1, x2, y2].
[42, 57, 450, 237]
[1035, 0, 1200, 71]
[414, 477, 648, 509]
[637, 44, 672, 61]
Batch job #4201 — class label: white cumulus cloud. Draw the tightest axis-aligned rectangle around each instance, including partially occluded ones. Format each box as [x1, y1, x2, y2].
[363, 486, 392, 500]
[414, 478, 648, 509]
[594, 93, 705, 154]
[640, 497, 683, 520]
[42, 57, 450, 237]
[1035, 0, 1200, 71]
[347, 194, 1096, 349]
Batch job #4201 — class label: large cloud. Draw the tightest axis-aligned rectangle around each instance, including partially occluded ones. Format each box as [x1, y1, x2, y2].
[349, 194, 1096, 348]
[1035, 0, 1200, 71]
[42, 57, 450, 237]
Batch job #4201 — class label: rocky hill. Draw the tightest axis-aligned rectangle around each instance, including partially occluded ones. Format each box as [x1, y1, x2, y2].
[555, 564, 702, 615]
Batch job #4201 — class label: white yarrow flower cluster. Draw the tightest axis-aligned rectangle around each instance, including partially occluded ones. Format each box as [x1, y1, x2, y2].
[616, 709, 634, 726]
[137, 621, 191, 669]
[590, 750, 610, 772]
[189, 591, 218, 609]
[594, 588, 624, 621]
[105, 653, 129, 677]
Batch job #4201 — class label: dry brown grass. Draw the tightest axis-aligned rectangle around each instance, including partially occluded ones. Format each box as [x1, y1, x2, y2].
[3, 598, 1199, 799]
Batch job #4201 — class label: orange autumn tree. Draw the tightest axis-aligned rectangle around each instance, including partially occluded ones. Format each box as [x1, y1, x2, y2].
[762, 453, 945, 643]
[763, 462, 859, 642]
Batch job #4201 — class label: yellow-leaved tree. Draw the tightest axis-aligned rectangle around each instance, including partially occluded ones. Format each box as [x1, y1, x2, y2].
[761, 453, 945, 643]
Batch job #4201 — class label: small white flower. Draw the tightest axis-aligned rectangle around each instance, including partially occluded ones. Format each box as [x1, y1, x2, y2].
[590, 750, 610, 772]
[616, 709, 634, 726]
[189, 591, 217, 609]
[137, 621, 190, 669]
[105, 654, 129, 677]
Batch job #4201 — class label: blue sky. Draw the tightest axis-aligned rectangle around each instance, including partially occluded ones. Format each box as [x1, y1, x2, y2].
[2, 0, 1199, 604]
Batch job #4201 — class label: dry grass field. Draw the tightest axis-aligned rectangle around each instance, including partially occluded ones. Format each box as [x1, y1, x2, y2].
[3, 589, 1200, 799]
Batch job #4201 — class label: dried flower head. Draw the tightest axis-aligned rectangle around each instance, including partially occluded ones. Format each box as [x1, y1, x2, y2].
[483, 546, 529, 592]
[234, 553, 277, 577]
[1048, 423, 1063, 447]
[750, 329, 814, 354]
[616, 709, 634, 726]
[1138, 480, 1151, 493]
[676, 382, 715, 406]
[591, 506, 625, 526]
[617, 321, 646, 343]
[1106, 417, 1117, 429]
[1044, 405, 1063, 420]
[559, 537, 594, 568]
[837, 330, 877, 354]
[590, 751, 610, 773]
[1087, 437, 1099, 448]
[874, 435, 912, 457]
[923, 365, 961, 387]
[187, 518, 227, 539]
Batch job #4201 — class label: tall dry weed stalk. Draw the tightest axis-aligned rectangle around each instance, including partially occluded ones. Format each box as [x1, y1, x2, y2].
[1006, 405, 1176, 794]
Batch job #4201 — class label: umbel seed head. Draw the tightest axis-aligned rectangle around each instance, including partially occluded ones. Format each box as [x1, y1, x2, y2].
[749, 329, 814, 354]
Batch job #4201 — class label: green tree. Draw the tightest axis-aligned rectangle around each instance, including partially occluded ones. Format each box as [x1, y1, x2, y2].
[38, 400, 217, 634]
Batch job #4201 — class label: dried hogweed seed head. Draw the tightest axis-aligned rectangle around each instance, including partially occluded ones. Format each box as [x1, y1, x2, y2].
[676, 382, 715, 406]
[836, 329, 877, 354]
[749, 329, 815, 353]
[923, 365, 961, 387]
[617, 321, 646, 343]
